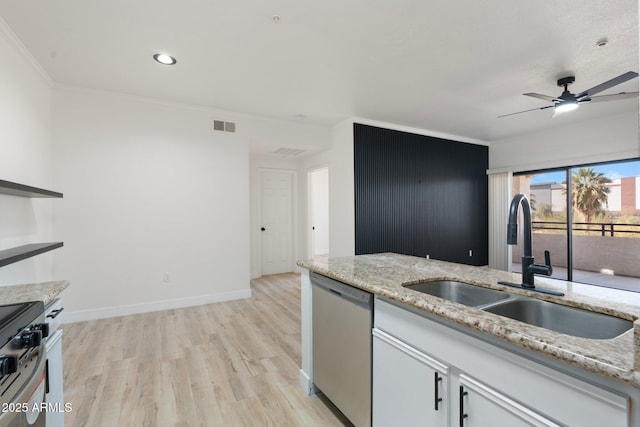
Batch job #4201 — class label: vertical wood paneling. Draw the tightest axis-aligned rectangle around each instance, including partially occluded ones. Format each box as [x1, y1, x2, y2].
[354, 124, 488, 266]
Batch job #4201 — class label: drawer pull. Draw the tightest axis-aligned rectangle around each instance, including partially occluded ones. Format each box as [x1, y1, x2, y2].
[46, 308, 64, 319]
[459, 385, 468, 426]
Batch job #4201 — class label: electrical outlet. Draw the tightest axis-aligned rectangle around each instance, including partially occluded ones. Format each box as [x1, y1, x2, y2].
[469, 250, 473, 257]
[162, 273, 171, 283]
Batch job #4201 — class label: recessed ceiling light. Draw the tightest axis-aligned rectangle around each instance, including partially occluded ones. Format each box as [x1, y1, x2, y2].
[153, 53, 177, 65]
[596, 38, 609, 47]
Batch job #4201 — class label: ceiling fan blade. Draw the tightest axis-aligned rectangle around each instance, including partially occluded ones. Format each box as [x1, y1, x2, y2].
[575, 71, 639, 99]
[498, 105, 554, 118]
[523, 93, 557, 102]
[579, 92, 639, 103]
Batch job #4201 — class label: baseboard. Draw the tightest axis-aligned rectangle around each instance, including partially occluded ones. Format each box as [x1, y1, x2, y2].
[299, 369, 318, 396]
[62, 288, 252, 323]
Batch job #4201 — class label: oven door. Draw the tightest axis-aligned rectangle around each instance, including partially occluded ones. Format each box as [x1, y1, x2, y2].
[0, 356, 47, 427]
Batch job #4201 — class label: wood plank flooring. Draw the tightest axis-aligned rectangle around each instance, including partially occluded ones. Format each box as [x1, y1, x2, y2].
[61, 273, 349, 427]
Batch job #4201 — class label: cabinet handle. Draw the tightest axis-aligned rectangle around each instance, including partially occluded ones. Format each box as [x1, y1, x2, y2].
[46, 308, 64, 319]
[459, 385, 468, 426]
[45, 359, 50, 394]
[434, 372, 443, 411]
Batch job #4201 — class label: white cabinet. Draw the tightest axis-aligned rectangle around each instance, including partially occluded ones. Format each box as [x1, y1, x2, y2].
[374, 298, 631, 427]
[373, 329, 448, 427]
[459, 374, 560, 427]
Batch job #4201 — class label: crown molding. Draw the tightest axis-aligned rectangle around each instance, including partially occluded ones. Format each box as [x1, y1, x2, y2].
[0, 15, 53, 88]
[351, 116, 490, 146]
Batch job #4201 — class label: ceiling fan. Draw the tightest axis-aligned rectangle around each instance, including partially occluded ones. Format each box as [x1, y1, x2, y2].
[499, 71, 639, 118]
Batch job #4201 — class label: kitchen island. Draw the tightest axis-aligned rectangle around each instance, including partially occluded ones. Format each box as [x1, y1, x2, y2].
[298, 253, 640, 426]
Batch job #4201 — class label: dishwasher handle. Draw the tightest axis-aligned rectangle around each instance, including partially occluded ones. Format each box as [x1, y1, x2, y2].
[329, 288, 343, 297]
[310, 272, 372, 309]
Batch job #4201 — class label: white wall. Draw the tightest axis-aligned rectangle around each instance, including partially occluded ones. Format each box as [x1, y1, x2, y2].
[299, 119, 356, 258]
[489, 110, 639, 173]
[0, 19, 56, 285]
[52, 87, 252, 321]
[327, 120, 356, 257]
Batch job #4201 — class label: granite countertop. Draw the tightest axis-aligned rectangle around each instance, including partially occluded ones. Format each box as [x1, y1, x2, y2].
[0, 280, 69, 306]
[297, 253, 640, 388]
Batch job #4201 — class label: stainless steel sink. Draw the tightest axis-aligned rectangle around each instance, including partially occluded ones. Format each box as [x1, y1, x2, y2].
[484, 298, 633, 339]
[404, 280, 510, 307]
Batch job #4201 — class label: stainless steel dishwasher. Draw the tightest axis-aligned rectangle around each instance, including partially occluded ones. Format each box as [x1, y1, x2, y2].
[311, 272, 372, 427]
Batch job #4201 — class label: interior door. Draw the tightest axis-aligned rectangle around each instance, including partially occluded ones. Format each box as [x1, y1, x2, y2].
[309, 167, 329, 258]
[260, 170, 294, 275]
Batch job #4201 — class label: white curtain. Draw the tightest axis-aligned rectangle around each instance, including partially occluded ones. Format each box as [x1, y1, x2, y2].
[488, 172, 512, 271]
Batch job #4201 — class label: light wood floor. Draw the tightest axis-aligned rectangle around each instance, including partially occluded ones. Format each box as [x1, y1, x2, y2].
[62, 273, 350, 427]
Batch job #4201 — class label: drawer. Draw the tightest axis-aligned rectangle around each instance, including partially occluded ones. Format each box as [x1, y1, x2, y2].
[45, 299, 64, 334]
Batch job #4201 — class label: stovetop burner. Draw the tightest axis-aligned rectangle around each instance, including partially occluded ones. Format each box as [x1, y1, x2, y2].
[0, 301, 45, 347]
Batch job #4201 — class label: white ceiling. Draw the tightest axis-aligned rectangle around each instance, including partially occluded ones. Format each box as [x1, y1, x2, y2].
[0, 0, 637, 143]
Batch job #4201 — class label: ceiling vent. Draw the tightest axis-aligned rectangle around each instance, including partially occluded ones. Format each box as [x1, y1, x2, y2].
[213, 120, 236, 133]
[273, 147, 307, 157]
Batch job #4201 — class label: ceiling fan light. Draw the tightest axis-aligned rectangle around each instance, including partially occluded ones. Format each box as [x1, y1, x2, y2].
[554, 102, 579, 114]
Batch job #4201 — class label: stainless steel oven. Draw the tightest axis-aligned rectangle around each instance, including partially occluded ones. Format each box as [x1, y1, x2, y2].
[0, 301, 47, 427]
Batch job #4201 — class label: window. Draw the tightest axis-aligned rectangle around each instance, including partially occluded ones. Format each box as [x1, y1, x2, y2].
[512, 159, 640, 292]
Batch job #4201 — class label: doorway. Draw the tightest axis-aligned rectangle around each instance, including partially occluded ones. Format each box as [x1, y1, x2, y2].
[309, 167, 329, 259]
[260, 170, 295, 275]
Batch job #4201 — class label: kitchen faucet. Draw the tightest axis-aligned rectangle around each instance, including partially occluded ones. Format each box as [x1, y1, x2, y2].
[499, 193, 564, 296]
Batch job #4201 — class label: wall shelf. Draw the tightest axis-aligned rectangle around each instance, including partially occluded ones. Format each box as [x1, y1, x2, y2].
[0, 243, 64, 268]
[1, 179, 64, 269]
[0, 179, 63, 198]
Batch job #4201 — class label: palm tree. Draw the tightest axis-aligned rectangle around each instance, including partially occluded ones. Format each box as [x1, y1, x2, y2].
[567, 167, 611, 223]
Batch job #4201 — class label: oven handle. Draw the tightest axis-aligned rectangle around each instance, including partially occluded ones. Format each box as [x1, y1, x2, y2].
[46, 307, 64, 319]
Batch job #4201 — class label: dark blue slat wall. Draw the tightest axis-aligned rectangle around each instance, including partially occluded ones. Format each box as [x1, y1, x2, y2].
[354, 124, 488, 266]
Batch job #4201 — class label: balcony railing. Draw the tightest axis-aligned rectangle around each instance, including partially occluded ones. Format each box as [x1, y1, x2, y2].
[532, 221, 640, 237]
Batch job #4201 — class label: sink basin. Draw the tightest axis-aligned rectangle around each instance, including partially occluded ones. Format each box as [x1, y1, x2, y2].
[405, 280, 510, 307]
[484, 298, 633, 339]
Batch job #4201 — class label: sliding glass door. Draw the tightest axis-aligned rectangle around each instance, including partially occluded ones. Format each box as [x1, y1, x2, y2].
[512, 160, 640, 292]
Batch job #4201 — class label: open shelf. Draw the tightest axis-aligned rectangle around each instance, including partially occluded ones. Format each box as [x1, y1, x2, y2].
[0, 179, 63, 198]
[0, 243, 64, 268]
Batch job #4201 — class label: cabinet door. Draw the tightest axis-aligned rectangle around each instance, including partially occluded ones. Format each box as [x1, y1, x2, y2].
[373, 329, 448, 427]
[459, 374, 561, 427]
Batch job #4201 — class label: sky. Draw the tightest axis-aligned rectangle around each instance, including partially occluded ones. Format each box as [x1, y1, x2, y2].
[529, 160, 640, 184]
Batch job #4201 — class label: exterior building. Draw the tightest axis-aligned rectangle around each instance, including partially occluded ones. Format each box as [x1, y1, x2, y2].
[530, 176, 640, 216]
